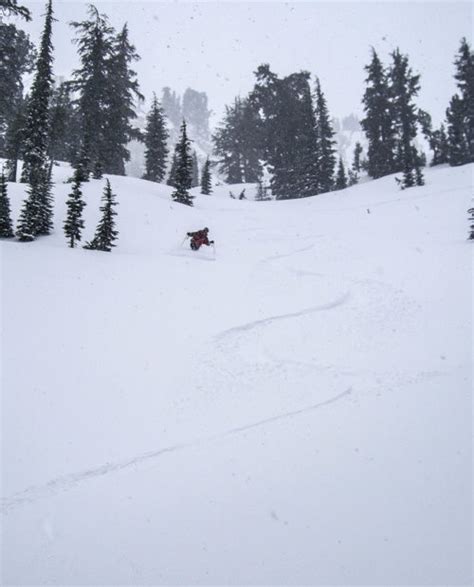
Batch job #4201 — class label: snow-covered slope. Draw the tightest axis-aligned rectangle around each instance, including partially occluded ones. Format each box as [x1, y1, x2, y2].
[2, 164, 472, 585]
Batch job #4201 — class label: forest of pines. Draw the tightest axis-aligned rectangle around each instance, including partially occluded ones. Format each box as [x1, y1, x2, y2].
[0, 0, 473, 249]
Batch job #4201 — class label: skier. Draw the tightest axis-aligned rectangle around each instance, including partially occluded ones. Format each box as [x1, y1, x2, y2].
[186, 227, 214, 251]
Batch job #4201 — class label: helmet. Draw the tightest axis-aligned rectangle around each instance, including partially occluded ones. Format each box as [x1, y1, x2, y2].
[204, 227, 209, 232]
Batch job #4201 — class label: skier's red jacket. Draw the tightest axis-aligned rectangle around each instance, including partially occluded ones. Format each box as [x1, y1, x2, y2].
[187, 229, 212, 249]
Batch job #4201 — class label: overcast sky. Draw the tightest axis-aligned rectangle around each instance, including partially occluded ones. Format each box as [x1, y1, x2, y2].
[17, 1, 473, 127]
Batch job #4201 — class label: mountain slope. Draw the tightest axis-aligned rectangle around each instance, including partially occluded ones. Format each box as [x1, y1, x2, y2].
[2, 163, 472, 585]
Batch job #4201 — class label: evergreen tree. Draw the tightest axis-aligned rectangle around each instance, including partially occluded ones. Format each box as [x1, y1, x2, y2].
[335, 157, 348, 190]
[453, 38, 474, 162]
[389, 48, 424, 189]
[0, 0, 31, 20]
[171, 120, 193, 206]
[143, 93, 168, 182]
[430, 123, 449, 166]
[213, 96, 262, 184]
[0, 22, 35, 154]
[4, 94, 28, 182]
[48, 81, 76, 168]
[348, 142, 363, 185]
[361, 49, 396, 178]
[167, 148, 178, 187]
[191, 151, 200, 187]
[103, 24, 143, 175]
[16, 181, 41, 241]
[84, 179, 118, 251]
[200, 157, 212, 194]
[71, 5, 115, 178]
[0, 171, 14, 237]
[446, 94, 470, 166]
[314, 78, 336, 193]
[63, 166, 86, 247]
[468, 206, 474, 240]
[20, 0, 54, 187]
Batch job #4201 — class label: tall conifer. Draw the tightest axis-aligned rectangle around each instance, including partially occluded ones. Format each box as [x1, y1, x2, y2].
[0, 171, 14, 237]
[143, 93, 168, 182]
[171, 121, 193, 206]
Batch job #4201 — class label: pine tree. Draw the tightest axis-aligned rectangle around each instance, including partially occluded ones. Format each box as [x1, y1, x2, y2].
[167, 148, 178, 187]
[70, 5, 114, 178]
[389, 48, 424, 189]
[430, 124, 449, 166]
[348, 142, 363, 185]
[143, 93, 168, 182]
[468, 207, 474, 240]
[63, 166, 86, 248]
[191, 151, 200, 187]
[0, 22, 35, 154]
[20, 0, 54, 187]
[48, 81, 76, 168]
[84, 179, 118, 251]
[0, 0, 31, 20]
[103, 24, 143, 175]
[446, 94, 470, 166]
[361, 49, 396, 178]
[314, 78, 336, 193]
[0, 171, 14, 237]
[16, 181, 41, 241]
[4, 94, 28, 182]
[171, 120, 193, 206]
[335, 157, 348, 190]
[453, 38, 474, 162]
[200, 157, 212, 194]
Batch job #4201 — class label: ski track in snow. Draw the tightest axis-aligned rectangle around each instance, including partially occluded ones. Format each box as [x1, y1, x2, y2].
[1, 388, 352, 514]
[214, 291, 351, 342]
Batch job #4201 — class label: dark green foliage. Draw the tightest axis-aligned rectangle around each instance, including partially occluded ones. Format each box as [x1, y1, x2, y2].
[452, 38, 474, 163]
[143, 93, 168, 182]
[389, 49, 424, 189]
[3, 94, 28, 182]
[468, 207, 474, 240]
[16, 181, 41, 241]
[348, 142, 363, 185]
[0, 22, 35, 154]
[0, 0, 31, 20]
[48, 82, 77, 166]
[191, 151, 200, 187]
[64, 167, 86, 248]
[430, 124, 449, 166]
[84, 179, 118, 251]
[70, 5, 114, 178]
[200, 157, 212, 194]
[0, 171, 14, 237]
[213, 96, 262, 183]
[314, 78, 336, 194]
[103, 24, 143, 175]
[361, 49, 396, 178]
[167, 149, 178, 187]
[446, 94, 469, 166]
[20, 0, 54, 186]
[171, 121, 193, 206]
[335, 157, 348, 190]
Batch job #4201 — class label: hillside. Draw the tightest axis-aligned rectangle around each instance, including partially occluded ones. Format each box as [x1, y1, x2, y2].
[2, 164, 472, 585]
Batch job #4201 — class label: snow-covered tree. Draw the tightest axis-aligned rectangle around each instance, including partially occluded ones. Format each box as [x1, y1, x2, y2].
[84, 179, 118, 251]
[20, 0, 54, 188]
[0, 171, 14, 237]
[0, 0, 31, 20]
[191, 151, 200, 187]
[200, 157, 212, 194]
[314, 77, 336, 193]
[171, 121, 193, 206]
[335, 157, 348, 190]
[63, 166, 86, 248]
[143, 93, 168, 182]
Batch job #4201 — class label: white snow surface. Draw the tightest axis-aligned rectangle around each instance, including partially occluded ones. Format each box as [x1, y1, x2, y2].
[1, 163, 472, 585]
